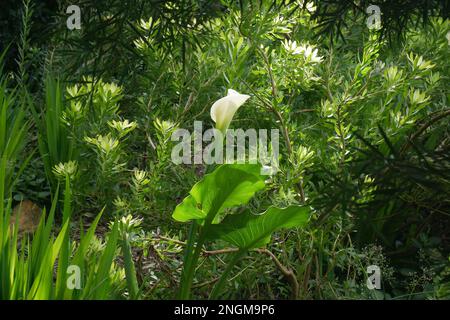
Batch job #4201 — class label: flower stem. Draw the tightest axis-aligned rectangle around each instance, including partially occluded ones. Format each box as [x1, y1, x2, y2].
[209, 250, 246, 299]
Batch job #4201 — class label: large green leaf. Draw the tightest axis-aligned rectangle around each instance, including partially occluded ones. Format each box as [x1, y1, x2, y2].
[172, 164, 265, 223]
[206, 206, 310, 249]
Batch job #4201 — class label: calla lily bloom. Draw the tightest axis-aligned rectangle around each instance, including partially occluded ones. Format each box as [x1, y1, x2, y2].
[210, 89, 250, 134]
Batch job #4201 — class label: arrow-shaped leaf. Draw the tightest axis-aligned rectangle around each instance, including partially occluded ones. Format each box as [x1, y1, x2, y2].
[173, 164, 265, 223]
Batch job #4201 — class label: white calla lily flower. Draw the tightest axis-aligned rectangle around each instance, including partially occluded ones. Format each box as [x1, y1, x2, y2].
[210, 89, 250, 134]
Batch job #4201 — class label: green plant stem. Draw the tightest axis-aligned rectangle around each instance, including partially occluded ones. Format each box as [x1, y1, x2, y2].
[209, 250, 246, 299]
[121, 235, 139, 299]
[178, 220, 202, 299]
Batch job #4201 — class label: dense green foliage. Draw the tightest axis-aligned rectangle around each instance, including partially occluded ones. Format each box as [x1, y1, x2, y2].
[0, 0, 449, 300]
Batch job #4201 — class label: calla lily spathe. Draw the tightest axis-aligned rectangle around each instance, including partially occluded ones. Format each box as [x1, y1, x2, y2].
[210, 89, 250, 134]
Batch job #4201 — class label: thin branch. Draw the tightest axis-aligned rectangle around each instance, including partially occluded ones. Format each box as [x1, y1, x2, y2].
[192, 277, 220, 289]
[151, 235, 299, 298]
[400, 108, 450, 155]
[241, 80, 305, 203]
[255, 248, 299, 299]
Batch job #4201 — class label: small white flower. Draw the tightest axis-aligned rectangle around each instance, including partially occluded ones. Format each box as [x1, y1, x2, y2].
[66, 84, 80, 98]
[53, 161, 78, 179]
[298, 0, 317, 13]
[84, 134, 119, 154]
[108, 119, 137, 137]
[298, 44, 323, 63]
[133, 169, 150, 186]
[139, 17, 154, 31]
[283, 40, 323, 63]
[283, 40, 302, 54]
[210, 89, 250, 134]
